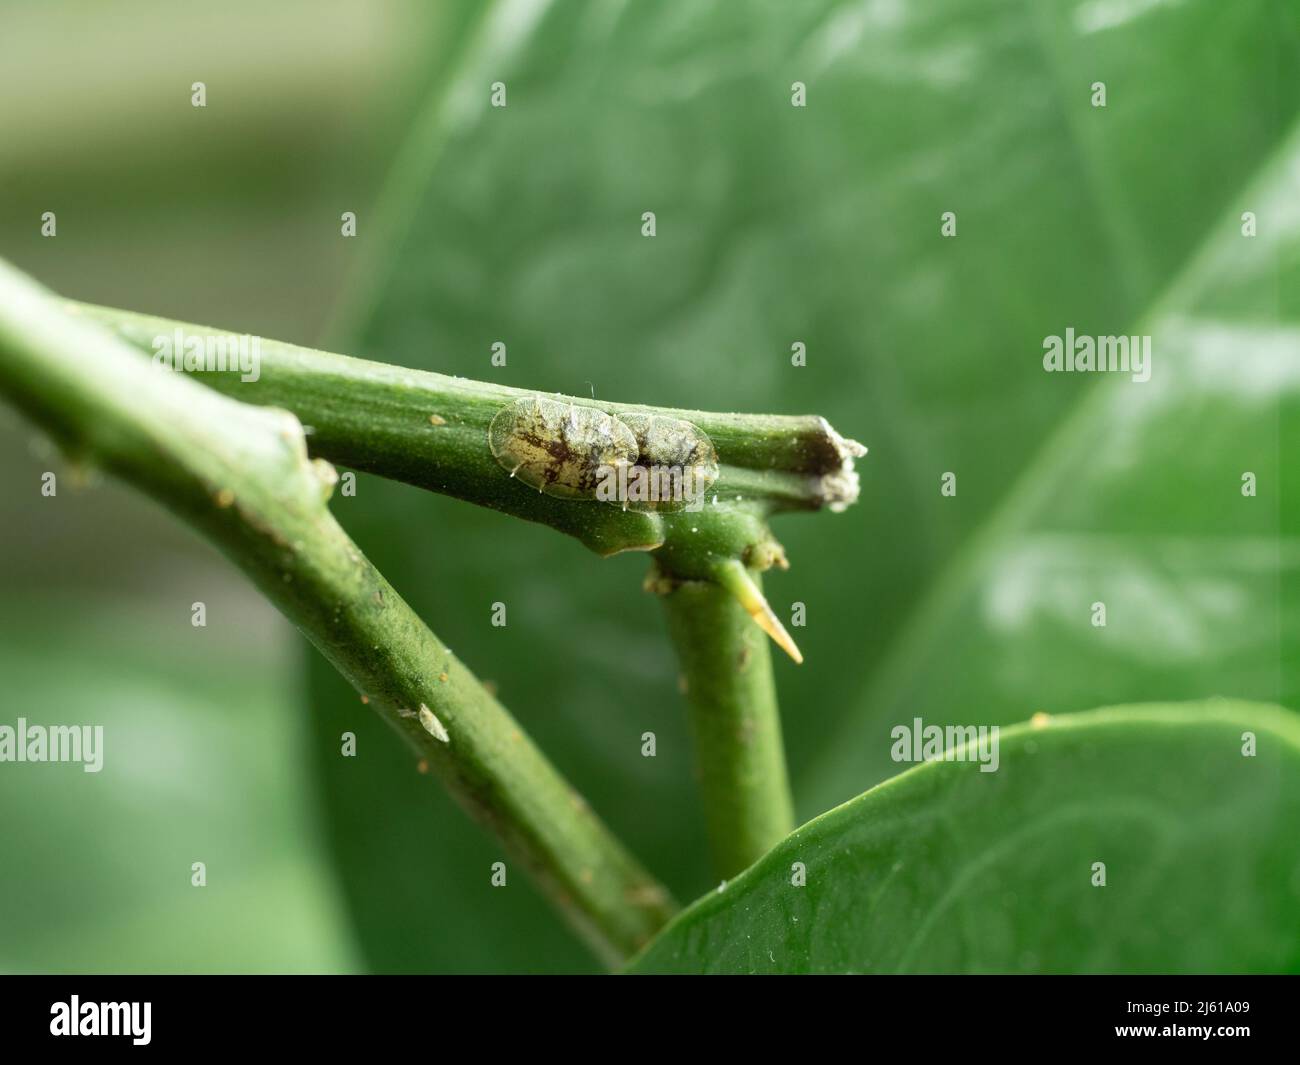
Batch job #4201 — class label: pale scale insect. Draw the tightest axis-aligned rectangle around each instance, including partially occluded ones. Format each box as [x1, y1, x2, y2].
[617, 411, 719, 512]
[488, 396, 637, 499]
[488, 396, 718, 510]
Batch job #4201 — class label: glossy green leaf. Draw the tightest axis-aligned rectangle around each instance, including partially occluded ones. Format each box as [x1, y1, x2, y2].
[315, 0, 1300, 971]
[629, 702, 1300, 973]
[809, 100, 1300, 815]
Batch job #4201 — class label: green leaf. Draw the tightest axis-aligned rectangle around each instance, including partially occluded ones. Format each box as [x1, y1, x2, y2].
[809, 97, 1300, 815]
[316, 0, 1300, 970]
[629, 702, 1300, 974]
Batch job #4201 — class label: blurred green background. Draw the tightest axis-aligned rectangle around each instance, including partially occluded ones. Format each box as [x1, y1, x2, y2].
[1, 0, 1296, 973]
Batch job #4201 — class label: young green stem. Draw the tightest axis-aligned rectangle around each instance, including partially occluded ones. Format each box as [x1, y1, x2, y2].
[68, 301, 865, 562]
[660, 569, 796, 879]
[0, 259, 674, 967]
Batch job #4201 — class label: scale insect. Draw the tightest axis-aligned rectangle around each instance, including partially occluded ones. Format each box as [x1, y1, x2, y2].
[618, 411, 719, 512]
[418, 703, 449, 743]
[488, 396, 718, 510]
[489, 396, 637, 499]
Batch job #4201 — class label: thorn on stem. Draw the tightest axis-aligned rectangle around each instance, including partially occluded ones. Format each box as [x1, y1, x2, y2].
[714, 559, 803, 664]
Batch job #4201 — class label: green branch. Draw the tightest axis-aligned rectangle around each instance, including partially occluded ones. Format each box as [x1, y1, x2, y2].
[44, 290, 866, 893]
[0, 259, 673, 967]
[68, 298, 864, 880]
[659, 566, 796, 879]
[70, 301, 865, 579]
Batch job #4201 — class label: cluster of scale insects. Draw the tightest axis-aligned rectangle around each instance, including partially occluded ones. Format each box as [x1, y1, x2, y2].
[488, 395, 719, 511]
